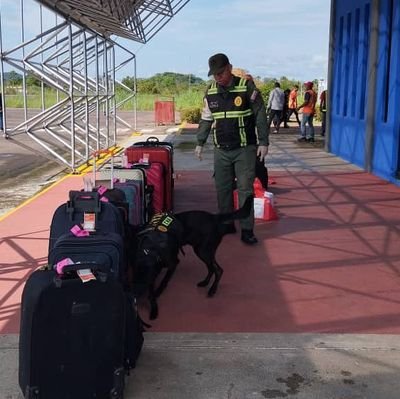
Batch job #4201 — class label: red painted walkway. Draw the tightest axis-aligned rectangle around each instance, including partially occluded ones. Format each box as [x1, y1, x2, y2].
[1, 165, 400, 335]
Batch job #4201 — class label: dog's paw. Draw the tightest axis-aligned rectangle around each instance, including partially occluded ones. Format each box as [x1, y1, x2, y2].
[197, 280, 208, 287]
[207, 286, 217, 297]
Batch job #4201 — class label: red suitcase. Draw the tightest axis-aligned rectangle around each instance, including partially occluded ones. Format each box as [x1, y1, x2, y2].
[125, 145, 173, 211]
[140, 162, 166, 213]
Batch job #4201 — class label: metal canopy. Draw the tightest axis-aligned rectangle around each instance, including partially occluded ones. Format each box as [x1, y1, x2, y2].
[37, 0, 191, 41]
[1, 0, 191, 171]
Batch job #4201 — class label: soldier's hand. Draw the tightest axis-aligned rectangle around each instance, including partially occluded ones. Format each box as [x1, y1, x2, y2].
[257, 145, 269, 162]
[195, 145, 203, 161]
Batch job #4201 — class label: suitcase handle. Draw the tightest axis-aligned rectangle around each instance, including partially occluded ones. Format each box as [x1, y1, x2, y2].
[53, 262, 109, 286]
[67, 191, 102, 216]
[146, 136, 159, 143]
[59, 261, 107, 274]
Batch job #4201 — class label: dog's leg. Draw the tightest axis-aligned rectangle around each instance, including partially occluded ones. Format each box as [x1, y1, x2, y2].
[207, 260, 223, 297]
[194, 256, 213, 287]
[154, 260, 178, 298]
[193, 246, 224, 296]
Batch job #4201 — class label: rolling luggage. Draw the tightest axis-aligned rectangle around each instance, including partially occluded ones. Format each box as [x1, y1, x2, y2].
[48, 190, 125, 252]
[138, 161, 166, 214]
[19, 264, 126, 399]
[125, 137, 174, 211]
[48, 232, 126, 284]
[114, 182, 142, 226]
[96, 168, 148, 225]
[133, 136, 174, 162]
[95, 186, 131, 226]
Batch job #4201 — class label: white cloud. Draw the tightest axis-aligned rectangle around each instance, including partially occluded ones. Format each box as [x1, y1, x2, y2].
[1, 0, 331, 81]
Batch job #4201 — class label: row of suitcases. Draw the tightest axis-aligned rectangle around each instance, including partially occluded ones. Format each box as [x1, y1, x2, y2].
[18, 137, 174, 398]
[95, 136, 174, 221]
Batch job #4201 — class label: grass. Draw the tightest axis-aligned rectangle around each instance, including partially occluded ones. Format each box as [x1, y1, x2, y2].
[4, 88, 204, 112]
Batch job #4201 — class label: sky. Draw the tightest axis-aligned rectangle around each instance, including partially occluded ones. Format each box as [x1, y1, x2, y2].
[0, 0, 331, 83]
[121, 0, 331, 82]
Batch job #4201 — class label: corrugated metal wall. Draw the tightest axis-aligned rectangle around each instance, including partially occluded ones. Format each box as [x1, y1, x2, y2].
[331, 0, 400, 184]
[372, 0, 400, 181]
[331, 0, 371, 168]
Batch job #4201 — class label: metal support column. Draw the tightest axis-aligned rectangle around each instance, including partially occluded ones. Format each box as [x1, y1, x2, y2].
[365, 0, 380, 172]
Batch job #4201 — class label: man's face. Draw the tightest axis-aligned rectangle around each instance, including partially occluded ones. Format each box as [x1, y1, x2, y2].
[213, 65, 232, 87]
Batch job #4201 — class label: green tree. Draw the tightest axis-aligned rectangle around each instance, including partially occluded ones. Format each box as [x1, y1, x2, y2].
[26, 75, 41, 88]
[121, 76, 135, 90]
[7, 71, 23, 87]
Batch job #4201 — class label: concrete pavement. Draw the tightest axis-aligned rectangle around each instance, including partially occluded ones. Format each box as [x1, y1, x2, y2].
[2, 332, 400, 398]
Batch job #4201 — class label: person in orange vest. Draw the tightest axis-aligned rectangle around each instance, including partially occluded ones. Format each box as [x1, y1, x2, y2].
[287, 85, 301, 126]
[297, 81, 317, 143]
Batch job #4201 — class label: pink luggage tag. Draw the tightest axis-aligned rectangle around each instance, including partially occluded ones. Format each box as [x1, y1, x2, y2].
[97, 185, 107, 196]
[70, 224, 90, 237]
[100, 196, 109, 202]
[55, 257, 73, 275]
[139, 153, 150, 164]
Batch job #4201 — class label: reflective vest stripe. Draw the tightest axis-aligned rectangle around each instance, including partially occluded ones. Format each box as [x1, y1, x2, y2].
[212, 109, 253, 119]
[207, 82, 218, 94]
[207, 79, 247, 95]
[207, 77, 252, 148]
[212, 112, 226, 119]
[229, 87, 247, 93]
[238, 116, 247, 146]
[208, 87, 247, 94]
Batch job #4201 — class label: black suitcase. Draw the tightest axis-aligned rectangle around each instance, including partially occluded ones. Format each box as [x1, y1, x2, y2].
[49, 191, 125, 252]
[124, 294, 145, 370]
[19, 264, 126, 399]
[48, 232, 126, 284]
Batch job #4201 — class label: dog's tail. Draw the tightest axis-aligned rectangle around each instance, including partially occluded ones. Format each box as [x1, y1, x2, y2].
[217, 195, 253, 223]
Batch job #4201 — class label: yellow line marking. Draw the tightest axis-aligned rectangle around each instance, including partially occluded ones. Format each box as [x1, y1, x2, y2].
[0, 173, 80, 222]
[0, 145, 125, 222]
[75, 146, 124, 174]
[176, 121, 187, 135]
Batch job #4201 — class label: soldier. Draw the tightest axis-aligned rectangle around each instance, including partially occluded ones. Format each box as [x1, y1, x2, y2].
[194, 53, 269, 245]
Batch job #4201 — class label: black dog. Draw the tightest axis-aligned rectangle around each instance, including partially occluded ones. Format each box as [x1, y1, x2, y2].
[175, 195, 253, 297]
[133, 196, 252, 319]
[133, 214, 183, 320]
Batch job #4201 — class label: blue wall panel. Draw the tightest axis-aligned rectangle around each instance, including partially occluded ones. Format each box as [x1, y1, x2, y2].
[372, 0, 400, 182]
[331, 0, 370, 168]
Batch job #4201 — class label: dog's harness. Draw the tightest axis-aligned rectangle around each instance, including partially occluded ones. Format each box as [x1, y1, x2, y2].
[137, 212, 184, 257]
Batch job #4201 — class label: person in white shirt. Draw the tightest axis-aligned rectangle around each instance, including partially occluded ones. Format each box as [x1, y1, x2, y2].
[267, 82, 285, 133]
